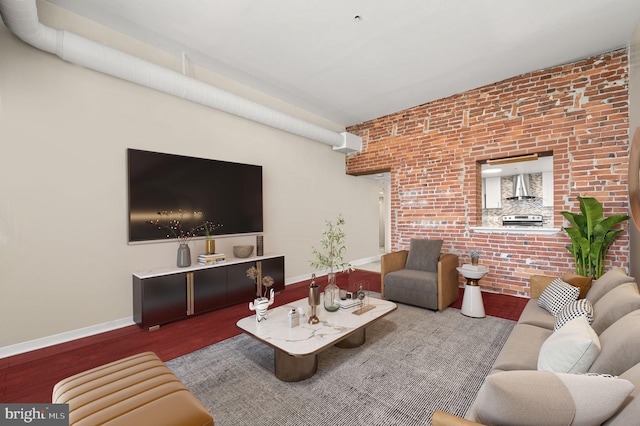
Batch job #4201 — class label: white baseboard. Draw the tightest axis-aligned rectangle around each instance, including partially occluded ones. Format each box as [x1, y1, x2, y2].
[0, 317, 135, 359]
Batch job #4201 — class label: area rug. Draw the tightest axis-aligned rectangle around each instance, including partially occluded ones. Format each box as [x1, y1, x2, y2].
[167, 303, 515, 426]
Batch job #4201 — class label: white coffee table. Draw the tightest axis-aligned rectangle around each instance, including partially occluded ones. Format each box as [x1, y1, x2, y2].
[236, 295, 397, 381]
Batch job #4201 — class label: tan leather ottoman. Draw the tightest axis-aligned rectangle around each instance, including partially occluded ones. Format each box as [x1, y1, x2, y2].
[52, 352, 213, 426]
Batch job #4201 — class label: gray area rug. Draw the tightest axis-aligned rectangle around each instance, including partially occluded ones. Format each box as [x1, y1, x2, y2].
[167, 302, 515, 426]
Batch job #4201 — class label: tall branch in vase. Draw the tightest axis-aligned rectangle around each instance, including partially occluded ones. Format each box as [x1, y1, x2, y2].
[310, 214, 354, 312]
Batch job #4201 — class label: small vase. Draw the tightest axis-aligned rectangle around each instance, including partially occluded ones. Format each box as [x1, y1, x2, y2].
[249, 288, 275, 322]
[472, 258, 479, 266]
[205, 238, 216, 255]
[177, 243, 191, 267]
[324, 273, 340, 312]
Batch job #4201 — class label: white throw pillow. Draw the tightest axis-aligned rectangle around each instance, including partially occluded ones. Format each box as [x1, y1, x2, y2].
[538, 316, 601, 373]
[538, 278, 580, 316]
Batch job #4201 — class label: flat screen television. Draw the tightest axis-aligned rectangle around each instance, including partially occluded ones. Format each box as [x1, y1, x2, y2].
[127, 149, 263, 242]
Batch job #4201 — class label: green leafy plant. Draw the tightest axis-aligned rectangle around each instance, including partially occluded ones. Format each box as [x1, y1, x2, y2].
[561, 196, 629, 279]
[310, 214, 353, 274]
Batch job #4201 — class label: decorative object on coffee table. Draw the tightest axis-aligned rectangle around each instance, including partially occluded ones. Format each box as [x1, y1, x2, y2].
[249, 288, 274, 322]
[324, 273, 340, 312]
[308, 274, 320, 324]
[248, 267, 275, 322]
[247, 265, 274, 300]
[310, 214, 354, 312]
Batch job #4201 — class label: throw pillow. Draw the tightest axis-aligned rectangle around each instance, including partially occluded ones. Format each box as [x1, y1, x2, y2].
[472, 370, 633, 426]
[537, 278, 580, 316]
[554, 298, 594, 331]
[561, 271, 593, 299]
[538, 316, 601, 373]
[586, 267, 635, 304]
[404, 239, 442, 273]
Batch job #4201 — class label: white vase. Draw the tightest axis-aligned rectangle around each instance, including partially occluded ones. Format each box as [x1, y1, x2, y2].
[249, 288, 275, 322]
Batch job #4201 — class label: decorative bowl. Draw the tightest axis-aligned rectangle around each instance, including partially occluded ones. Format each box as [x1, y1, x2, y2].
[233, 245, 254, 258]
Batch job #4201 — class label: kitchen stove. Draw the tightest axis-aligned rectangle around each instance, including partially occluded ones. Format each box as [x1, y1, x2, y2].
[502, 214, 543, 227]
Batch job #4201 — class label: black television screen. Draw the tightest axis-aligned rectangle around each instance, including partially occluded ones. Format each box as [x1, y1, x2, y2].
[127, 149, 263, 242]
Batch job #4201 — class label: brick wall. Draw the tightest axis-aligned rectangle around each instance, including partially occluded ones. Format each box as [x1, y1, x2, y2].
[346, 49, 630, 297]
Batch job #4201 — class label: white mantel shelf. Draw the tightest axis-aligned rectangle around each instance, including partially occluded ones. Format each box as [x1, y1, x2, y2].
[133, 253, 284, 279]
[470, 227, 561, 235]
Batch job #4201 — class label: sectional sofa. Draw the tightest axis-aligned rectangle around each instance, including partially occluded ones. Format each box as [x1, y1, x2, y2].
[433, 267, 640, 426]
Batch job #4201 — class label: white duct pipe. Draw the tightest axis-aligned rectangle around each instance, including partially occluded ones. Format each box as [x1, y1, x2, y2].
[0, 0, 360, 150]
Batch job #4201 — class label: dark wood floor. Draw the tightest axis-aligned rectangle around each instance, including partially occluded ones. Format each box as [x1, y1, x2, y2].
[0, 269, 526, 403]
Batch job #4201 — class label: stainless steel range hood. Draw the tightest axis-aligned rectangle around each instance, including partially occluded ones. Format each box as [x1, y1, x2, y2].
[507, 174, 536, 201]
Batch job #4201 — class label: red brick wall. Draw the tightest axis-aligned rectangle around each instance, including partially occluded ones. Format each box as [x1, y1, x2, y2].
[346, 49, 630, 297]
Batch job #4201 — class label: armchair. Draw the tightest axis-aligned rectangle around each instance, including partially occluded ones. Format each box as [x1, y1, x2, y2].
[381, 239, 460, 311]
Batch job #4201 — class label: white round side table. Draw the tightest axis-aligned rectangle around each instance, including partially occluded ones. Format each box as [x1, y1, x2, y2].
[456, 265, 489, 318]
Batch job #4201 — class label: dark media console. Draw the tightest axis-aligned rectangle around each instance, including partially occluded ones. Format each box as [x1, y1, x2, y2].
[133, 254, 284, 329]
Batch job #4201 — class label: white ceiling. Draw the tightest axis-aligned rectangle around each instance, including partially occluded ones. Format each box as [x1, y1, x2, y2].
[45, 0, 640, 127]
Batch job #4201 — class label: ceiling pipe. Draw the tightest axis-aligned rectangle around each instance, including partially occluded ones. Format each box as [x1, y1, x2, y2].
[0, 0, 361, 153]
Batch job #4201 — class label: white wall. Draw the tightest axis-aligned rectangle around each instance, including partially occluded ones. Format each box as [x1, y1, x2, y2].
[0, 10, 379, 349]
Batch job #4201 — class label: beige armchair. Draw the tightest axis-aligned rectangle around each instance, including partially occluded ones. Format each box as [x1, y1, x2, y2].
[381, 239, 460, 311]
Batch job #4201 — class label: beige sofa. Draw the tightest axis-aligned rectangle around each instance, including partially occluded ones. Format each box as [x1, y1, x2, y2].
[433, 268, 640, 426]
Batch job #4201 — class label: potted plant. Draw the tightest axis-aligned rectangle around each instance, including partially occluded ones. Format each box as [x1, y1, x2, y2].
[310, 214, 353, 311]
[561, 196, 629, 279]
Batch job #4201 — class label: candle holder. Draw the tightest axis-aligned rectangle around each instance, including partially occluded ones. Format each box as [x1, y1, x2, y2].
[308, 273, 320, 324]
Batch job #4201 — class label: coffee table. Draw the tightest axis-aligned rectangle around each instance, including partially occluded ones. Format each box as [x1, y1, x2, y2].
[236, 295, 397, 382]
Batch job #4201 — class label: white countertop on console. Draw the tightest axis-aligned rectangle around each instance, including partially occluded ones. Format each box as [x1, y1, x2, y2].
[133, 253, 284, 279]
